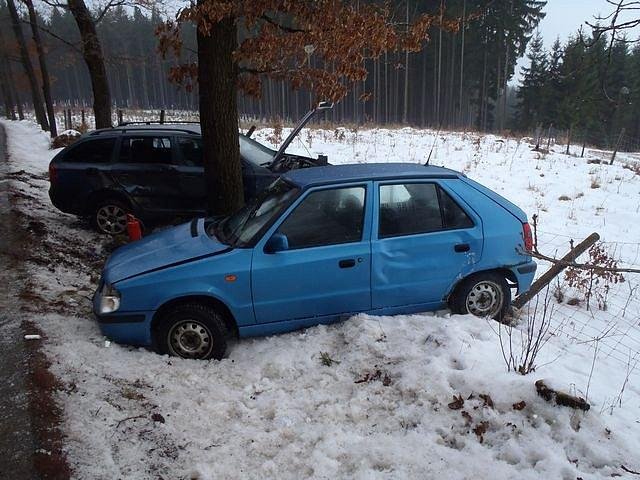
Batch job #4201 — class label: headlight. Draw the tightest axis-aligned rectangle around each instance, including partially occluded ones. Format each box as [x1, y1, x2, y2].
[99, 283, 121, 314]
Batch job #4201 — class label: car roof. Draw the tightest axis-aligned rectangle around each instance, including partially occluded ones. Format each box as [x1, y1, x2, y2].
[282, 163, 461, 187]
[89, 124, 202, 136]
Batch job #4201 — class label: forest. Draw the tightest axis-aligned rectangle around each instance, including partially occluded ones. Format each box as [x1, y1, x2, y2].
[1, 0, 638, 148]
[1, 0, 546, 130]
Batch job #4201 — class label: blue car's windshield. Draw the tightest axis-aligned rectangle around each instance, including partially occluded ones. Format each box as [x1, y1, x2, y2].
[211, 179, 299, 247]
[239, 135, 277, 167]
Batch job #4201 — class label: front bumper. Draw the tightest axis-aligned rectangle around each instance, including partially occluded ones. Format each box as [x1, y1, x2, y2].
[93, 286, 154, 346]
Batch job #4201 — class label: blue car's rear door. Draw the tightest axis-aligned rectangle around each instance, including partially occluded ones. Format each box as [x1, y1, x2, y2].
[371, 180, 483, 310]
[251, 183, 372, 324]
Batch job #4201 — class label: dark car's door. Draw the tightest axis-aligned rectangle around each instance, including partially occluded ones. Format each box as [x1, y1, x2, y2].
[112, 135, 184, 215]
[174, 136, 207, 214]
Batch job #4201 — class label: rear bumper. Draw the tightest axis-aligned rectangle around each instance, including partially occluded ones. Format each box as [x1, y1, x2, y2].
[511, 261, 537, 295]
[49, 186, 86, 215]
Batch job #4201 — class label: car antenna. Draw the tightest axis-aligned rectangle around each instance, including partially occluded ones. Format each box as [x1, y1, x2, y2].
[425, 122, 442, 166]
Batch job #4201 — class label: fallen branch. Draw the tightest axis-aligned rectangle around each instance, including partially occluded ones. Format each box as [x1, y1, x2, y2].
[621, 465, 640, 475]
[535, 380, 590, 411]
[526, 249, 640, 274]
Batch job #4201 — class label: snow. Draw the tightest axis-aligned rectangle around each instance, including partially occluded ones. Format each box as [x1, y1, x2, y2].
[2, 118, 639, 479]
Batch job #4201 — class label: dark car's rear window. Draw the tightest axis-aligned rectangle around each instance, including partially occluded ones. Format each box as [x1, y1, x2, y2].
[62, 138, 116, 163]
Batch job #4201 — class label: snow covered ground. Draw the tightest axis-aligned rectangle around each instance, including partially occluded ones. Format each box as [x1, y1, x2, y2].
[2, 119, 639, 479]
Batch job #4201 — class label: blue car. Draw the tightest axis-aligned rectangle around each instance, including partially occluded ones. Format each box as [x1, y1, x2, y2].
[94, 163, 536, 360]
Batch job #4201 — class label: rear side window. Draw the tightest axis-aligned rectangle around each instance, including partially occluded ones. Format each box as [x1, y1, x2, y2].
[176, 137, 203, 166]
[277, 186, 366, 249]
[62, 138, 115, 163]
[378, 183, 473, 238]
[119, 137, 173, 164]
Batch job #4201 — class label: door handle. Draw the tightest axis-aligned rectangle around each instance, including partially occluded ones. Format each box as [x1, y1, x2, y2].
[338, 259, 356, 269]
[454, 243, 470, 253]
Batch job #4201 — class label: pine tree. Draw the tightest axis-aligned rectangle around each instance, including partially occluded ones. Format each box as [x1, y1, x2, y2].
[516, 31, 548, 130]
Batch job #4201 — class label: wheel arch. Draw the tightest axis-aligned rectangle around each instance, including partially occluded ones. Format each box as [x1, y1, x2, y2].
[87, 188, 134, 213]
[151, 295, 239, 344]
[447, 267, 518, 302]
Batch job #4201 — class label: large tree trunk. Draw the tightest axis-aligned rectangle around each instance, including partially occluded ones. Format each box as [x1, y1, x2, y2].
[6, 0, 48, 131]
[68, 0, 112, 129]
[197, 16, 244, 216]
[24, 0, 57, 136]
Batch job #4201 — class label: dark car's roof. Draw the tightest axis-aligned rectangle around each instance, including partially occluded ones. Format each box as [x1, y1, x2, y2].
[283, 163, 461, 187]
[89, 124, 201, 136]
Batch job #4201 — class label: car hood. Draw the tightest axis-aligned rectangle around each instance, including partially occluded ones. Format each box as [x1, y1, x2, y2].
[104, 219, 231, 284]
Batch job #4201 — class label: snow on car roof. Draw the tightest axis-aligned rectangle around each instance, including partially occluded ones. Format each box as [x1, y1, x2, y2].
[283, 162, 460, 187]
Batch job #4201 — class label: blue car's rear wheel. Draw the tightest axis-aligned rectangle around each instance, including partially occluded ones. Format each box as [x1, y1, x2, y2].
[450, 273, 511, 321]
[157, 304, 228, 360]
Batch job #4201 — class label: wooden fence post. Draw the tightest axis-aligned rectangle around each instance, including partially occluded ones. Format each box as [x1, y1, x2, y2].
[118, 109, 123, 126]
[565, 126, 572, 155]
[546, 123, 553, 151]
[610, 128, 625, 165]
[513, 233, 600, 309]
[160, 109, 165, 124]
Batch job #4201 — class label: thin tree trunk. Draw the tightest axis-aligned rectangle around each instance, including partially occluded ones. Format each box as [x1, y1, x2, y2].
[24, 0, 57, 136]
[68, 0, 112, 129]
[0, 69, 17, 120]
[459, 0, 466, 126]
[197, 14, 243, 215]
[402, 0, 409, 124]
[6, 0, 48, 130]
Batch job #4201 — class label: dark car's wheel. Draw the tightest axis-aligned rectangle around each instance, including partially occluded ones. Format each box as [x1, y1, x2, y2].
[93, 199, 130, 235]
[450, 272, 511, 321]
[157, 304, 228, 360]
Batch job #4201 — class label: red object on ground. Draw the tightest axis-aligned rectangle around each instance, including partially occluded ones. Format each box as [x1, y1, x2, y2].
[126, 214, 142, 241]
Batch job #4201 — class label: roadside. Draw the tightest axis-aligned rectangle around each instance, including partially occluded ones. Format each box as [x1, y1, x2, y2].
[0, 123, 37, 479]
[0, 123, 70, 479]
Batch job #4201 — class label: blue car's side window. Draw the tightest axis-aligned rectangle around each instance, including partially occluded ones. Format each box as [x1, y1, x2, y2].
[277, 186, 366, 249]
[378, 182, 474, 239]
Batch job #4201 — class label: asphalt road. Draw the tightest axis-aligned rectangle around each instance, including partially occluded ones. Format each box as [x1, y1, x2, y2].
[0, 123, 37, 479]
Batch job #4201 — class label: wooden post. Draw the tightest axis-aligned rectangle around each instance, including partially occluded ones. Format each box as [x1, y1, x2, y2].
[565, 126, 572, 155]
[534, 124, 542, 150]
[66, 109, 72, 130]
[160, 109, 165, 124]
[63, 108, 68, 130]
[546, 123, 553, 151]
[609, 128, 625, 165]
[118, 109, 123, 126]
[81, 109, 85, 125]
[513, 232, 600, 309]
[581, 134, 587, 158]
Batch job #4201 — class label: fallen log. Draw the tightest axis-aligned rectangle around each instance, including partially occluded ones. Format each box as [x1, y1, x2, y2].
[535, 379, 590, 411]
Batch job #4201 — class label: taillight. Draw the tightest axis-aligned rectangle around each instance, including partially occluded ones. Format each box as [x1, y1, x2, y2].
[49, 163, 57, 183]
[522, 222, 533, 252]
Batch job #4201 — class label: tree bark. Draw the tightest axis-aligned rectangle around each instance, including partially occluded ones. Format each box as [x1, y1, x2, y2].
[24, 0, 57, 136]
[68, 0, 112, 129]
[6, 0, 48, 131]
[197, 15, 244, 215]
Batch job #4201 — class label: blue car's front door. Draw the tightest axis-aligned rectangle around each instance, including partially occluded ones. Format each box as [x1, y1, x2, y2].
[252, 183, 372, 324]
[371, 180, 483, 310]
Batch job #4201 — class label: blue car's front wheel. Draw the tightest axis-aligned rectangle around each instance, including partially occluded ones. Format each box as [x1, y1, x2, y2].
[157, 304, 228, 360]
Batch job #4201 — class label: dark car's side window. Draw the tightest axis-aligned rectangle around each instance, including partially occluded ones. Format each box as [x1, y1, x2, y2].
[176, 137, 203, 167]
[119, 137, 173, 164]
[277, 186, 366, 249]
[63, 138, 116, 163]
[378, 183, 473, 238]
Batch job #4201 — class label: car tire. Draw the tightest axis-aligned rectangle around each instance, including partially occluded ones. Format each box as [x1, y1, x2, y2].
[157, 304, 228, 360]
[92, 199, 131, 235]
[450, 272, 511, 321]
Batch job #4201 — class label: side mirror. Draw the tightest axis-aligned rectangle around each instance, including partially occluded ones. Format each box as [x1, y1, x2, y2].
[316, 101, 334, 111]
[264, 233, 289, 254]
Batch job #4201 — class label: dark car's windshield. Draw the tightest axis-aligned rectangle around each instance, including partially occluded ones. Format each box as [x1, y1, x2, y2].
[239, 135, 277, 167]
[209, 179, 299, 247]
